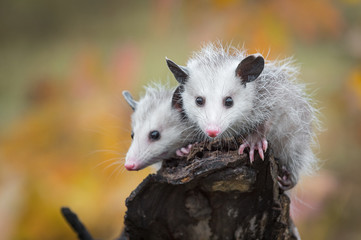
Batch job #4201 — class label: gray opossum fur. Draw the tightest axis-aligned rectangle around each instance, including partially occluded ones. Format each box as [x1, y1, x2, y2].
[170, 43, 320, 185]
[124, 83, 197, 171]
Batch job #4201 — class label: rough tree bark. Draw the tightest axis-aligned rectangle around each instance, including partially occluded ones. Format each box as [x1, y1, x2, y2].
[120, 139, 300, 240]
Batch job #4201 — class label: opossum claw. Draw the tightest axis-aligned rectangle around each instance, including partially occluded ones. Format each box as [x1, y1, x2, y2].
[249, 145, 255, 163]
[238, 143, 247, 155]
[277, 166, 295, 191]
[238, 137, 267, 163]
[181, 147, 189, 154]
[176, 144, 193, 157]
[262, 138, 268, 152]
[176, 149, 184, 157]
[257, 141, 264, 160]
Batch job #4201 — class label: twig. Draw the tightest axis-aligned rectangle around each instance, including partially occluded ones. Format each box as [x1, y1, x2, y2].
[61, 207, 94, 240]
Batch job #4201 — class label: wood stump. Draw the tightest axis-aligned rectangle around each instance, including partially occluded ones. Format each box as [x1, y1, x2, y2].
[121, 140, 300, 240]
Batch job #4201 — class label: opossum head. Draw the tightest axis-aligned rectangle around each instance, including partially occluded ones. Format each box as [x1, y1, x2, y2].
[167, 52, 264, 140]
[122, 86, 185, 171]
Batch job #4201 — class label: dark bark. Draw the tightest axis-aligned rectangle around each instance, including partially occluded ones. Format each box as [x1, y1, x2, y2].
[121, 140, 300, 240]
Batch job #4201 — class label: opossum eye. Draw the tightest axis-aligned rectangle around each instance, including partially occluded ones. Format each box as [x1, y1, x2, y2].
[149, 130, 161, 141]
[224, 97, 233, 108]
[131, 131, 134, 139]
[195, 97, 205, 106]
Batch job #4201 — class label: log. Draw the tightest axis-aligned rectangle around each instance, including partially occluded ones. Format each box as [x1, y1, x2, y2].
[120, 140, 300, 240]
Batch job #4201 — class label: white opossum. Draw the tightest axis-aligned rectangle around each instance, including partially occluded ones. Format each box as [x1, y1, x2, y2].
[166, 43, 319, 189]
[122, 84, 195, 171]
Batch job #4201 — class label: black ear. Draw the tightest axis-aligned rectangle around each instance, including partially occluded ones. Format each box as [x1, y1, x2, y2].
[122, 91, 138, 111]
[171, 85, 184, 113]
[166, 58, 189, 84]
[236, 55, 265, 85]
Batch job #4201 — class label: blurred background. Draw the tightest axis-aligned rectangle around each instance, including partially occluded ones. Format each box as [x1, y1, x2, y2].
[0, 0, 360, 239]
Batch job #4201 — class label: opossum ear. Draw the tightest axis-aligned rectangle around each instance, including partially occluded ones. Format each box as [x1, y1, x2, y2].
[166, 58, 189, 84]
[122, 91, 138, 111]
[236, 55, 265, 85]
[171, 85, 184, 112]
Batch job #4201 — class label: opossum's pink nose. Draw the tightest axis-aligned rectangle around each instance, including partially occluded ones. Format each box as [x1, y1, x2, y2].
[125, 163, 136, 170]
[206, 126, 220, 138]
[124, 158, 138, 171]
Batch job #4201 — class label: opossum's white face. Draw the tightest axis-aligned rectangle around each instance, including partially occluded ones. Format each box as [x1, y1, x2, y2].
[166, 52, 264, 140]
[124, 89, 183, 171]
[182, 61, 256, 139]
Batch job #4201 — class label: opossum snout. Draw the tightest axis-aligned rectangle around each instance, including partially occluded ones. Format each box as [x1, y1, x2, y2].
[124, 157, 138, 171]
[206, 125, 220, 138]
[124, 163, 136, 171]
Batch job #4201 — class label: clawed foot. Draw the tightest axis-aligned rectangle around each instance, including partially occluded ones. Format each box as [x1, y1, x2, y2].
[238, 136, 268, 163]
[277, 166, 295, 191]
[176, 144, 193, 157]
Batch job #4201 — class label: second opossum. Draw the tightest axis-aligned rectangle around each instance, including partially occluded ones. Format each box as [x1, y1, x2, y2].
[123, 84, 196, 171]
[166, 43, 319, 189]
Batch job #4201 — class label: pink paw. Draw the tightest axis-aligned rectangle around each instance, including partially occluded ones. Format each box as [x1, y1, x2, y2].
[176, 144, 192, 157]
[277, 166, 295, 191]
[238, 137, 268, 163]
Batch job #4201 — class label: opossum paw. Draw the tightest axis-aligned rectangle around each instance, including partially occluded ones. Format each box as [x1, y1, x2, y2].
[277, 166, 295, 191]
[238, 137, 268, 163]
[176, 144, 192, 157]
[176, 149, 184, 157]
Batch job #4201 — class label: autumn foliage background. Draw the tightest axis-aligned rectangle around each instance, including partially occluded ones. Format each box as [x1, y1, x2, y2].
[0, 0, 361, 239]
